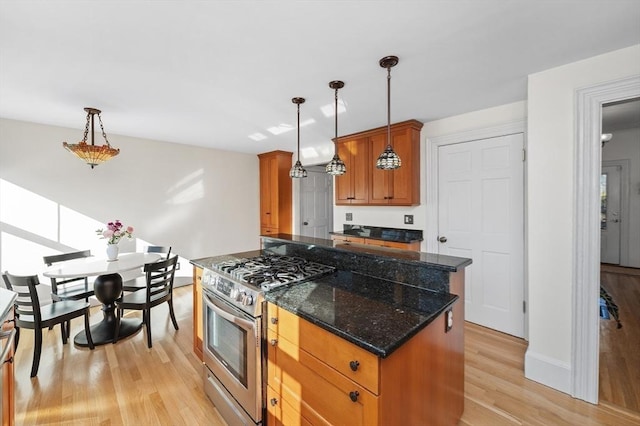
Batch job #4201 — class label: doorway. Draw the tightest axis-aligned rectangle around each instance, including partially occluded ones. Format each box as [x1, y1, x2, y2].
[572, 76, 640, 404]
[299, 165, 333, 239]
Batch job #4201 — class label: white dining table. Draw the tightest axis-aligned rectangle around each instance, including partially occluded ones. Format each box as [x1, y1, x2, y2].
[43, 252, 161, 346]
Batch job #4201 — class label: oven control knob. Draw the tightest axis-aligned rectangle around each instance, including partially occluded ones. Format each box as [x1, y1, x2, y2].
[241, 293, 254, 306]
[229, 288, 240, 300]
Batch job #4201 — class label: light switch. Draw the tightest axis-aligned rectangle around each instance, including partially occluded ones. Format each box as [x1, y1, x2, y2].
[346, 213, 353, 221]
[404, 215, 413, 224]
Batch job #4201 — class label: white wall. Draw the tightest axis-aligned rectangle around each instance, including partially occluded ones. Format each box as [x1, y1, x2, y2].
[602, 126, 640, 268]
[0, 118, 261, 279]
[526, 44, 640, 393]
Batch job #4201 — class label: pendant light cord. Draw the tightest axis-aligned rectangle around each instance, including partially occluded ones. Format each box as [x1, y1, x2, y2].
[297, 102, 301, 160]
[387, 65, 392, 149]
[334, 87, 339, 150]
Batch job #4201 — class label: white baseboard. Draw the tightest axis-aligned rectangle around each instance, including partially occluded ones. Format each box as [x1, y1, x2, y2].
[524, 349, 571, 395]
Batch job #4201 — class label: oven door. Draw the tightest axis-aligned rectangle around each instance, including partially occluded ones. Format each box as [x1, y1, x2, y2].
[202, 289, 262, 424]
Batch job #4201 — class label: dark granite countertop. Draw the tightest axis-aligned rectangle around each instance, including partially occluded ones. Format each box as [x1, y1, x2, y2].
[263, 234, 471, 272]
[330, 224, 423, 243]
[0, 287, 17, 321]
[264, 270, 458, 358]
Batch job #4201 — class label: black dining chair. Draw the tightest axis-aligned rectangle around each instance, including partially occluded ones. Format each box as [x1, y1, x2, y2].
[122, 246, 172, 292]
[113, 256, 179, 348]
[2, 271, 95, 377]
[43, 250, 94, 302]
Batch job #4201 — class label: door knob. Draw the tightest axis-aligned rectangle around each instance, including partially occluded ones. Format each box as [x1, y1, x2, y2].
[438, 236, 447, 243]
[303, 221, 309, 225]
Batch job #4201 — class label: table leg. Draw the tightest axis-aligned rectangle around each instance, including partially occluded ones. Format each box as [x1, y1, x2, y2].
[74, 272, 142, 347]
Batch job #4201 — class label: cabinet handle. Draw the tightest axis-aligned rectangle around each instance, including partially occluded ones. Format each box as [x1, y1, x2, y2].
[270, 317, 278, 324]
[270, 398, 278, 406]
[349, 360, 360, 371]
[270, 339, 278, 346]
[349, 391, 360, 402]
[265, 212, 271, 215]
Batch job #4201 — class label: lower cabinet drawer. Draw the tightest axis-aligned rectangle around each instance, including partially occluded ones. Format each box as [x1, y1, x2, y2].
[261, 227, 279, 235]
[269, 331, 379, 426]
[268, 305, 380, 394]
[267, 385, 312, 426]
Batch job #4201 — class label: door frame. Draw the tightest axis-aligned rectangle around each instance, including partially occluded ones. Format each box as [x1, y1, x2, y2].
[426, 120, 527, 334]
[572, 75, 640, 403]
[601, 160, 631, 266]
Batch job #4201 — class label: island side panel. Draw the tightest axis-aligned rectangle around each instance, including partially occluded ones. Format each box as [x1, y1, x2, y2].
[448, 269, 465, 422]
[379, 301, 464, 426]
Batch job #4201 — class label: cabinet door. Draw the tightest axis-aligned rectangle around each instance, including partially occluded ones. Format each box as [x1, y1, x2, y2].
[260, 156, 278, 228]
[369, 132, 392, 204]
[335, 138, 369, 205]
[192, 266, 203, 361]
[388, 126, 419, 205]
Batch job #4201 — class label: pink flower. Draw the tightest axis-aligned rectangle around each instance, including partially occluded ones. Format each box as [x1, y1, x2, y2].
[126, 226, 134, 234]
[103, 229, 114, 238]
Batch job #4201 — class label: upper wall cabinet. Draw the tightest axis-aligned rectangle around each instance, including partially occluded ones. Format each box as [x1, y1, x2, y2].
[335, 119, 423, 206]
[258, 150, 292, 235]
[335, 137, 370, 204]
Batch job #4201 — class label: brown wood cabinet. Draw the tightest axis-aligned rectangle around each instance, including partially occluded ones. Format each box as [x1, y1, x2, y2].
[192, 266, 203, 361]
[331, 235, 421, 251]
[335, 137, 370, 204]
[335, 120, 423, 206]
[258, 151, 293, 235]
[266, 300, 463, 426]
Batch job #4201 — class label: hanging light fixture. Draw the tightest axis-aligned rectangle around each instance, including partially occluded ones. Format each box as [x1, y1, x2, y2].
[63, 107, 119, 169]
[326, 80, 347, 176]
[289, 97, 308, 178]
[376, 55, 401, 170]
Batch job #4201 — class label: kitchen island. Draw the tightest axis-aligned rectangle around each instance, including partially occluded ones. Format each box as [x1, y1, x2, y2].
[190, 234, 471, 426]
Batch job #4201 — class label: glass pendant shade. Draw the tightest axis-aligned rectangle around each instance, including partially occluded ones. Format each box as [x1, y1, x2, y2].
[376, 56, 401, 170]
[63, 107, 119, 169]
[290, 160, 308, 178]
[326, 80, 347, 176]
[289, 97, 307, 179]
[326, 154, 347, 175]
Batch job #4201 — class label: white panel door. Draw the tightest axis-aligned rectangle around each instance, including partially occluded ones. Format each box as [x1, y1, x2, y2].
[600, 165, 621, 264]
[300, 169, 332, 239]
[438, 133, 524, 337]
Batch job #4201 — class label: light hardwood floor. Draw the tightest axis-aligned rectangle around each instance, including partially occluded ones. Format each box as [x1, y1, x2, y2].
[599, 265, 640, 413]
[11, 285, 640, 425]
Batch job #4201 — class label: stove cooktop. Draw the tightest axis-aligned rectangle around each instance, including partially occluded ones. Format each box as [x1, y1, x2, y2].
[211, 253, 335, 291]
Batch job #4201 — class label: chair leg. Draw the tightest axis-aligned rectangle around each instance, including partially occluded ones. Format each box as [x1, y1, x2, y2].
[113, 307, 122, 344]
[168, 299, 179, 330]
[84, 310, 95, 350]
[60, 322, 68, 344]
[31, 328, 43, 378]
[145, 308, 152, 348]
[14, 326, 20, 352]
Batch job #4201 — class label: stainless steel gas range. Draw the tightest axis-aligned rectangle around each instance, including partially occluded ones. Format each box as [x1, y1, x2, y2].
[201, 252, 335, 426]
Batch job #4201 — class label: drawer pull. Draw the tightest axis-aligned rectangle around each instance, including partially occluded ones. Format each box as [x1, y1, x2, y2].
[270, 398, 278, 406]
[349, 391, 359, 402]
[270, 317, 278, 324]
[270, 339, 278, 346]
[349, 360, 360, 371]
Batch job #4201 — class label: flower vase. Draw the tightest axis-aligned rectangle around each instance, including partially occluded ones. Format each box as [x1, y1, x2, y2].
[106, 244, 119, 261]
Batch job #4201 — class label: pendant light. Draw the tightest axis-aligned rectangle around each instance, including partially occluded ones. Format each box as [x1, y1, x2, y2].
[63, 107, 119, 169]
[326, 80, 347, 176]
[289, 97, 308, 178]
[376, 55, 401, 170]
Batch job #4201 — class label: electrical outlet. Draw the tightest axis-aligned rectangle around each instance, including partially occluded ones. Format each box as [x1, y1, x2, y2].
[346, 213, 353, 221]
[445, 309, 453, 333]
[404, 215, 413, 225]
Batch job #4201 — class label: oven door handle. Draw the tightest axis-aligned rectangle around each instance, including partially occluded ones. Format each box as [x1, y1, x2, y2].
[203, 292, 255, 330]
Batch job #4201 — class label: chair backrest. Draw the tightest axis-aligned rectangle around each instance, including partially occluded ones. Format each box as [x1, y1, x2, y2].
[42, 250, 92, 298]
[2, 272, 42, 325]
[146, 246, 172, 259]
[43, 250, 92, 266]
[143, 256, 178, 303]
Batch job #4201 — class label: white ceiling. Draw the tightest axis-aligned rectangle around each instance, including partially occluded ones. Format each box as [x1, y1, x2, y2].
[1, 1, 639, 158]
